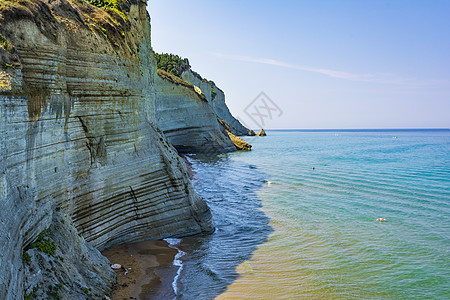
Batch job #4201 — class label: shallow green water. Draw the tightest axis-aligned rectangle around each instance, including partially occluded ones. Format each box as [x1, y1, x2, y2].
[220, 130, 450, 299]
[172, 130, 449, 299]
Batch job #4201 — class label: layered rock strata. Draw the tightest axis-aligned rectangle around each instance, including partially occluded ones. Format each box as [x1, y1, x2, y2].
[181, 70, 255, 136]
[0, 1, 225, 298]
[154, 73, 236, 153]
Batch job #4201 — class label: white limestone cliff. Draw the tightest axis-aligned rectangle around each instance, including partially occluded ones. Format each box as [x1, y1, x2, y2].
[0, 1, 226, 298]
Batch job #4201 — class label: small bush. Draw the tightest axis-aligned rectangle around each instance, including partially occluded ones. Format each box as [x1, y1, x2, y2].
[85, 0, 122, 10]
[0, 33, 12, 51]
[27, 229, 57, 256]
[22, 251, 31, 266]
[24, 287, 38, 300]
[46, 284, 62, 300]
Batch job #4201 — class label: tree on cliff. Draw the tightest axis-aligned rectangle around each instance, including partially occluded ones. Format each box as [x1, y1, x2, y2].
[155, 53, 191, 78]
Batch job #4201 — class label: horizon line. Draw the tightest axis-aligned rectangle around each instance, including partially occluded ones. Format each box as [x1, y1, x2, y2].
[258, 128, 450, 131]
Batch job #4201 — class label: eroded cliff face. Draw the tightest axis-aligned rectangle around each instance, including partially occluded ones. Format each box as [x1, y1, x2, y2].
[0, 1, 216, 298]
[182, 70, 254, 136]
[154, 74, 236, 153]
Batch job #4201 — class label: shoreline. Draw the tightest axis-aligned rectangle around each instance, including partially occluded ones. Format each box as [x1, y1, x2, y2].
[102, 240, 178, 300]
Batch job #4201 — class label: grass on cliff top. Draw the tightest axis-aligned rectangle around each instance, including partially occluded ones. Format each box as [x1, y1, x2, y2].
[84, 0, 132, 22]
[0, 0, 144, 44]
[157, 69, 207, 102]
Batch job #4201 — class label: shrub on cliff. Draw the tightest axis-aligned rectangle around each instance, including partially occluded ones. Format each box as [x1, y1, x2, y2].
[26, 229, 57, 256]
[85, 0, 123, 10]
[0, 33, 12, 51]
[155, 52, 191, 77]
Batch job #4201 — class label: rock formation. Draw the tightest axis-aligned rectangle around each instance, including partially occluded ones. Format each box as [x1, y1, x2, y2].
[181, 70, 255, 136]
[216, 116, 252, 151]
[154, 70, 236, 153]
[256, 129, 267, 136]
[0, 0, 249, 298]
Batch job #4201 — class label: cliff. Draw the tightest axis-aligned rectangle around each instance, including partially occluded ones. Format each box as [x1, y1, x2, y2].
[0, 0, 244, 298]
[181, 69, 255, 136]
[154, 70, 236, 153]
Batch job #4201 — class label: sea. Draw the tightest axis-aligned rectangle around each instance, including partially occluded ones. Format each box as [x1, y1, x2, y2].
[168, 129, 450, 299]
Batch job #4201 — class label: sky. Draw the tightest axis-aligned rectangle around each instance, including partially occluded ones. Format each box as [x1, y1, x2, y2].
[148, 0, 450, 129]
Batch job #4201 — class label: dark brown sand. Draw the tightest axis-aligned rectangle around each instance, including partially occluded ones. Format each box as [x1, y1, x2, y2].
[102, 240, 178, 300]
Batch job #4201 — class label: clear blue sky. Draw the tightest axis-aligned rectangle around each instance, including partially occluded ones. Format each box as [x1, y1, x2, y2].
[148, 0, 450, 129]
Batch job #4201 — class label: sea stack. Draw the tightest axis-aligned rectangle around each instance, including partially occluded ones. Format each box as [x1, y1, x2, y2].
[256, 129, 267, 136]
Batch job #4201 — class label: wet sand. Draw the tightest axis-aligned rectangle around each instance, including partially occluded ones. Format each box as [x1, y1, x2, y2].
[102, 240, 178, 300]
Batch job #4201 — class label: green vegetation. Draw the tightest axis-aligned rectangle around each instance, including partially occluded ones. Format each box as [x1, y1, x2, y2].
[0, 33, 12, 51]
[157, 69, 207, 102]
[155, 52, 212, 102]
[211, 87, 217, 100]
[84, 0, 136, 23]
[46, 284, 63, 300]
[84, 0, 123, 10]
[24, 287, 38, 300]
[101, 27, 108, 38]
[155, 53, 191, 77]
[26, 229, 57, 256]
[157, 69, 193, 88]
[22, 251, 31, 266]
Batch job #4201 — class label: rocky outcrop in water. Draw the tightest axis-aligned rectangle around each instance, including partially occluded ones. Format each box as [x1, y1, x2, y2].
[256, 129, 267, 136]
[216, 116, 252, 151]
[0, 0, 247, 298]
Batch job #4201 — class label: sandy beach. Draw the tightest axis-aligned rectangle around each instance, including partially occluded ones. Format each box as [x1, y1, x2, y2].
[102, 240, 178, 300]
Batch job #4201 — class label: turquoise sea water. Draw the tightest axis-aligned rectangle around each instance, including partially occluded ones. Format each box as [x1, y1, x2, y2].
[175, 129, 450, 299]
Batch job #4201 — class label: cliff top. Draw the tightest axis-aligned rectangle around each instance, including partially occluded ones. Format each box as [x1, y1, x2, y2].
[155, 52, 223, 100]
[0, 0, 147, 64]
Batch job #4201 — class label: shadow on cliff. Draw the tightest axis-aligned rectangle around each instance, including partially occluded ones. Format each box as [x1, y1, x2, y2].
[174, 153, 274, 299]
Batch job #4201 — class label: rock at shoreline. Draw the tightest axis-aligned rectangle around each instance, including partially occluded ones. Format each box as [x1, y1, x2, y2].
[216, 116, 252, 151]
[256, 129, 267, 136]
[227, 131, 252, 151]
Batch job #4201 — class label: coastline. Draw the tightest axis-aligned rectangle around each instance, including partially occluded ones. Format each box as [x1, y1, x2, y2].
[102, 240, 178, 300]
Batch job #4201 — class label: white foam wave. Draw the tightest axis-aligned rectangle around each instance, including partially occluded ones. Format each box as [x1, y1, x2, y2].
[164, 238, 186, 298]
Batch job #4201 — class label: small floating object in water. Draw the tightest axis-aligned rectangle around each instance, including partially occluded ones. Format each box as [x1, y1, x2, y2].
[375, 218, 386, 222]
[111, 264, 122, 269]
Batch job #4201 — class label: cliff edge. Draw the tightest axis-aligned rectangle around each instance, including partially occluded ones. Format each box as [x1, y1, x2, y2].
[0, 0, 238, 298]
